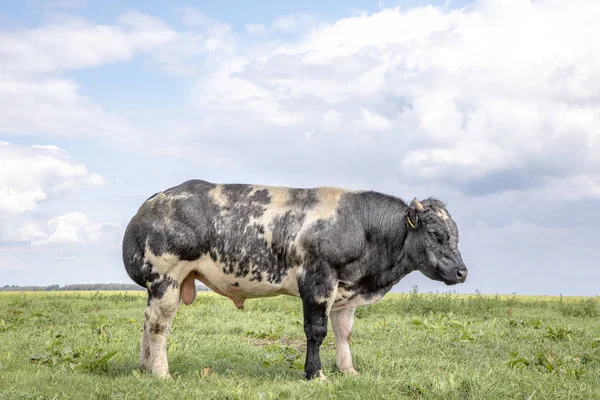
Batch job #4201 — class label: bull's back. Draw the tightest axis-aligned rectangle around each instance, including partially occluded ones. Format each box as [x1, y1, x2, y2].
[123, 180, 349, 298]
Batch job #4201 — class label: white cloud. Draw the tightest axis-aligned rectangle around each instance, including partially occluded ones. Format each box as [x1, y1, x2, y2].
[177, 0, 600, 201]
[4, 2, 598, 200]
[322, 109, 343, 132]
[31, 212, 119, 246]
[0, 74, 149, 143]
[0, 142, 104, 214]
[181, 8, 224, 29]
[272, 15, 299, 32]
[0, 143, 119, 248]
[54, 253, 76, 262]
[0, 8, 236, 81]
[245, 23, 266, 35]
[358, 108, 393, 132]
[0, 12, 184, 143]
[3, 1, 594, 204]
[0, 13, 177, 75]
[1, 211, 120, 247]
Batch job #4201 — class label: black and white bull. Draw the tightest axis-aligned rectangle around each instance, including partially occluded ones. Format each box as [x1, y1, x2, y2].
[122, 179, 468, 380]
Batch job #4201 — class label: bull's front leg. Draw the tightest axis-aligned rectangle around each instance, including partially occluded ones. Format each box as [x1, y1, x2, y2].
[299, 263, 337, 380]
[330, 307, 358, 375]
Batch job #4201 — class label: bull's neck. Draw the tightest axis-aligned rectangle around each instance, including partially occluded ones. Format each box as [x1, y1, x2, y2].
[354, 191, 410, 265]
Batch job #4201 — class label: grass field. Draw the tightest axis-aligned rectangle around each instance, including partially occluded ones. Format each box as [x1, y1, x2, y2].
[1, 290, 599, 399]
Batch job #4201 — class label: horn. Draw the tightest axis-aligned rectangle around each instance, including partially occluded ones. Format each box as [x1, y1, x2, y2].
[413, 198, 424, 212]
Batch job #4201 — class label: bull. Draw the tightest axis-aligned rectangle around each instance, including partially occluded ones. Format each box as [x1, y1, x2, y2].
[122, 179, 468, 380]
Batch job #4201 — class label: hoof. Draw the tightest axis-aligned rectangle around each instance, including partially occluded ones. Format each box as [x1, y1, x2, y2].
[153, 371, 172, 379]
[341, 367, 359, 376]
[305, 370, 328, 382]
[140, 365, 151, 373]
[317, 370, 327, 381]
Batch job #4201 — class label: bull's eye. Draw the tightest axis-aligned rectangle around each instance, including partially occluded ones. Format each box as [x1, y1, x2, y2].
[430, 231, 444, 244]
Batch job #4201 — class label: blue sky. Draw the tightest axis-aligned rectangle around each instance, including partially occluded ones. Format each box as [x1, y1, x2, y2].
[6, 1, 474, 27]
[1, 0, 599, 296]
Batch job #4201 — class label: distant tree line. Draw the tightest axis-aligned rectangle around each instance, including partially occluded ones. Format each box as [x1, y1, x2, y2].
[0, 283, 210, 292]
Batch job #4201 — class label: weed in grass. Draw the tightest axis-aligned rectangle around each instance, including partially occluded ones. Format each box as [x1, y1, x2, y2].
[545, 325, 572, 341]
[29, 334, 117, 374]
[261, 345, 304, 371]
[558, 298, 599, 317]
[0, 319, 14, 333]
[245, 326, 284, 340]
[506, 351, 530, 368]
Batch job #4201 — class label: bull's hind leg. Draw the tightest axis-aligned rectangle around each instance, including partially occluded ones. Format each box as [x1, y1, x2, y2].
[330, 307, 358, 375]
[142, 277, 181, 378]
[140, 313, 152, 372]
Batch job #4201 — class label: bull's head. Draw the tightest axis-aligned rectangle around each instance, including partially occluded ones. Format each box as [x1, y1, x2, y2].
[404, 198, 468, 285]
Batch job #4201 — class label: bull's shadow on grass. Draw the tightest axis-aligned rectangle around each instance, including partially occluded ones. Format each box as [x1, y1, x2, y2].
[84, 360, 142, 378]
[32, 352, 306, 381]
[168, 344, 309, 380]
[106, 356, 309, 381]
[94, 340, 310, 380]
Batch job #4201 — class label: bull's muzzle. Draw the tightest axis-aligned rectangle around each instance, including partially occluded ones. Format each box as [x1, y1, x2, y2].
[456, 266, 468, 282]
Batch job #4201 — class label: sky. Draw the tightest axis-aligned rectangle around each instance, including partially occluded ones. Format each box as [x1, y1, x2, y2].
[1, 0, 599, 296]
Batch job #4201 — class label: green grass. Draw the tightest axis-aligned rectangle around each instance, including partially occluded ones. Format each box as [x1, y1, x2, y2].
[1, 290, 599, 399]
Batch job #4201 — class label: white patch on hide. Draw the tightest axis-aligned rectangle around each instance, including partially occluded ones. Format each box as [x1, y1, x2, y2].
[208, 185, 229, 207]
[332, 292, 383, 311]
[436, 209, 450, 221]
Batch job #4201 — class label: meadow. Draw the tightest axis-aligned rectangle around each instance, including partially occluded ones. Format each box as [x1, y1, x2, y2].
[0, 289, 598, 399]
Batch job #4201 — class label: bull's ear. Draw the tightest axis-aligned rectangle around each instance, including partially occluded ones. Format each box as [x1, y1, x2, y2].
[406, 207, 420, 230]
